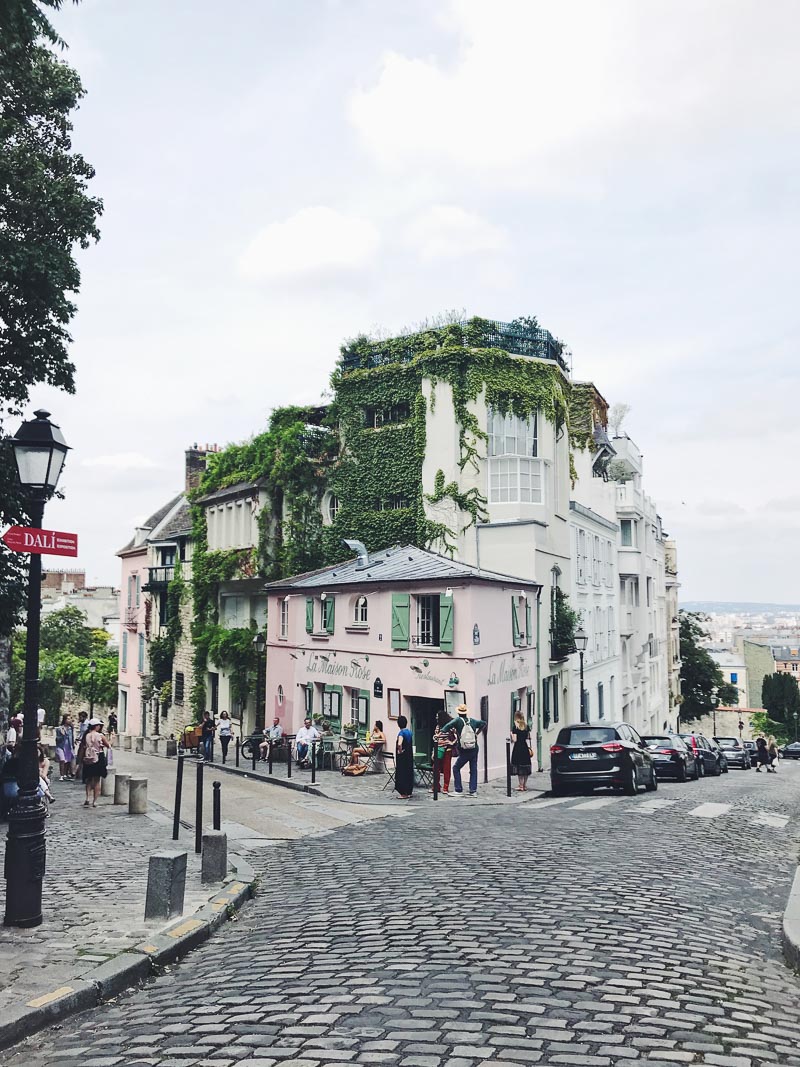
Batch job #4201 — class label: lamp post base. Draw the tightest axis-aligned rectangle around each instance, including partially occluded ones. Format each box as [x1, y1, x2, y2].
[3, 791, 47, 928]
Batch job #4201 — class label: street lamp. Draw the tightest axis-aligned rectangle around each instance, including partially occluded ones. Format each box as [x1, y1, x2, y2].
[794, 711, 798, 742]
[88, 659, 97, 717]
[574, 626, 588, 723]
[4, 409, 70, 928]
[253, 632, 266, 734]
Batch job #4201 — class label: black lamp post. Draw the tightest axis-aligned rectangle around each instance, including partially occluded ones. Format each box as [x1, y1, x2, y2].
[794, 711, 798, 742]
[574, 626, 588, 723]
[253, 632, 266, 734]
[4, 409, 70, 927]
[88, 659, 96, 717]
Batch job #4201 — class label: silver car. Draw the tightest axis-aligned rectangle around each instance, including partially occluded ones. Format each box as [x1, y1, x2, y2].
[714, 736, 750, 769]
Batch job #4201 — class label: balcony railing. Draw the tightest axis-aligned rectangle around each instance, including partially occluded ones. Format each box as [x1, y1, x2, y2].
[340, 318, 570, 374]
[616, 483, 643, 514]
[143, 565, 174, 590]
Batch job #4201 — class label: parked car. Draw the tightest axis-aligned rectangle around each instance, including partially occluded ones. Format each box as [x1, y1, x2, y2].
[743, 740, 758, 767]
[678, 733, 724, 776]
[550, 722, 657, 796]
[781, 741, 800, 760]
[642, 734, 699, 781]
[708, 737, 729, 773]
[714, 736, 750, 769]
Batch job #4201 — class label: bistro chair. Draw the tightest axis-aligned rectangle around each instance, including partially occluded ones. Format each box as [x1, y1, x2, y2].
[381, 750, 396, 791]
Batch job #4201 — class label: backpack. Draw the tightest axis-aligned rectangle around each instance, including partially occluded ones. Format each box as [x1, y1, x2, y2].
[460, 718, 477, 750]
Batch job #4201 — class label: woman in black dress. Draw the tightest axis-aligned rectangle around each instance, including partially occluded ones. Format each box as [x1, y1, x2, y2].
[510, 711, 532, 791]
[395, 715, 414, 799]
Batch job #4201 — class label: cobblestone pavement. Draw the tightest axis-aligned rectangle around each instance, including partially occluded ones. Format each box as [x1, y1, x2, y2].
[7, 762, 800, 1067]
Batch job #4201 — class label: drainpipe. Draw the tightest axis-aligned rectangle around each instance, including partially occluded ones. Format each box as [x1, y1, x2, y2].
[536, 587, 543, 772]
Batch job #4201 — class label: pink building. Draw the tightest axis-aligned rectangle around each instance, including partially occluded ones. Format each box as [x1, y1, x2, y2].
[265, 544, 542, 778]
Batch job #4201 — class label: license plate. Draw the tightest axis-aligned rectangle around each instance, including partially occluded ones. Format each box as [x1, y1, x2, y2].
[569, 752, 597, 760]
[654, 755, 671, 761]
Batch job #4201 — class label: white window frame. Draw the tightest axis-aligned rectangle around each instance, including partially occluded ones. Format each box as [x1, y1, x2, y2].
[416, 594, 439, 647]
[280, 597, 289, 639]
[577, 530, 586, 584]
[592, 536, 600, 586]
[354, 595, 368, 625]
[488, 410, 543, 505]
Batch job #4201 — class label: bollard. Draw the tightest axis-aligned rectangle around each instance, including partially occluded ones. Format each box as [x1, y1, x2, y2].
[145, 851, 187, 920]
[128, 777, 148, 814]
[114, 773, 131, 805]
[287, 743, 292, 779]
[165, 738, 178, 757]
[209, 739, 214, 764]
[134, 736, 144, 754]
[122, 735, 132, 751]
[235, 738, 240, 767]
[505, 740, 512, 798]
[195, 760, 204, 855]
[201, 831, 227, 884]
[311, 741, 317, 784]
[212, 780, 221, 831]
[101, 770, 116, 798]
[432, 744, 439, 801]
[268, 743, 273, 775]
[148, 737, 160, 756]
[173, 755, 184, 841]
[252, 740, 257, 771]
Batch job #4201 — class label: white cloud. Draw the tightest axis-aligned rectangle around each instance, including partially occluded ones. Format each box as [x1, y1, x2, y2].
[405, 204, 507, 260]
[82, 453, 159, 470]
[238, 206, 380, 282]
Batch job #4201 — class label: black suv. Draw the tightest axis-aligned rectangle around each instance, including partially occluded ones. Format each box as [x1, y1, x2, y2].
[550, 722, 657, 796]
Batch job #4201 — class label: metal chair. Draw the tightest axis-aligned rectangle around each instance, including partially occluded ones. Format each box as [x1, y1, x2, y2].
[381, 750, 396, 791]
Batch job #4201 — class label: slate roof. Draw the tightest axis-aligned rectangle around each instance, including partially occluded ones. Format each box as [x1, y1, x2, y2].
[195, 479, 267, 506]
[150, 498, 192, 541]
[117, 494, 183, 555]
[264, 544, 541, 592]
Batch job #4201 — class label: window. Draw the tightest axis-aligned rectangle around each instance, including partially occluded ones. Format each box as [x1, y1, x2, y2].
[280, 597, 289, 638]
[367, 402, 410, 428]
[135, 574, 141, 607]
[595, 606, 604, 658]
[577, 530, 586, 583]
[304, 685, 313, 716]
[321, 597, 334, 632]
[350, 687, 360, 721]
[646, 577, 653, 607]
[322, 689, 342, 720]
[160, 546, 176, 567]
[488, 410, 542, 504]
[621, 519, 635, 547]
[327, 495, 339, 524]
[417, 595, 440, 646]
[592, 536, 600, 585]
[277, 685, 284, 705]
[354, 596, 368, 625]
[174, 672, 185, 704]
[730, 672, 738, 684]
[121, 632, 128, 670]
[607, 607, 615, 658]
[138, 634, 145, 673]
[597, 682, 604, 720]
[378, 494, 410, 510]
[552, 678, 559, 723]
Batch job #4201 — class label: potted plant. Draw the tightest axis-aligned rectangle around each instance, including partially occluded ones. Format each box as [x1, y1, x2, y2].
[343, 720, 358, 738]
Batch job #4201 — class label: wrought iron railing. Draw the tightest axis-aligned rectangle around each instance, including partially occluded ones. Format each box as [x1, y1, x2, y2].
[340, 319, 570, 373]
[144, 565, 174, 589]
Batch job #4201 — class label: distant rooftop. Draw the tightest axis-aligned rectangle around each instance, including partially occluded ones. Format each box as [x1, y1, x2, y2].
[340, 318, 570, 374]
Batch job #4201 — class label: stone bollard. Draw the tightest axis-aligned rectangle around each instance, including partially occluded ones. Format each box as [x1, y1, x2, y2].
[144, 851, 187, 920]
[128, 777, 148, 814]
[201, 830, 228, 884]
[148, 738, 160, 756]
[101, 770, 116, 797]
[166, 738, 178, 757]
[114, 773, 131, 805]
[134, 736, 144, 754]
[122, 735, 132, 751]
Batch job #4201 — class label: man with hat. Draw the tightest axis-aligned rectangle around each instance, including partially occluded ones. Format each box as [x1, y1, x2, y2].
[443, 704, 487, 797]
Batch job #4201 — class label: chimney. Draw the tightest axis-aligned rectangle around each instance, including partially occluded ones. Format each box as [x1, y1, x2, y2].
[185, 444, 208, 492]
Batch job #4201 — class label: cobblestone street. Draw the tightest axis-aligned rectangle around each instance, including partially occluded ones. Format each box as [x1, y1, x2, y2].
[6, 763, 800, 1067]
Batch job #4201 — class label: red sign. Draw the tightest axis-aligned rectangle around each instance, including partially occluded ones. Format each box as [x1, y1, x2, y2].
[2, 526, 78, 557]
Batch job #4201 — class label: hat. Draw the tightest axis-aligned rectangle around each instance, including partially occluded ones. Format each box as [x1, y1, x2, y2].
[456, 704, 468, 716]
[87, 718, 103, 726]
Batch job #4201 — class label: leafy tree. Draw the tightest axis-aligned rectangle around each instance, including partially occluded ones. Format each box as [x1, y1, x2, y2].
[40, 604, 100, 657]
[761, 673, 800, 741]
[749, 710, 790, 746]
[679, 611, 739, 722]
[0, 0, 102, 638]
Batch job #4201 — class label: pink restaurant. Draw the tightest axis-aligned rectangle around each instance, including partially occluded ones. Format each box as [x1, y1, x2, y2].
[264, 543, 542, 778]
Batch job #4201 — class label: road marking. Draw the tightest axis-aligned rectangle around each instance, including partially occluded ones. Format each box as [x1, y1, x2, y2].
[688, 802, 731, 819]
[570, 797, 620, 810]
[634, 798, 680, 814]
[530, 796, 580, 809]
[27, 986, 74, 1008]
[753, 811, 789, 829]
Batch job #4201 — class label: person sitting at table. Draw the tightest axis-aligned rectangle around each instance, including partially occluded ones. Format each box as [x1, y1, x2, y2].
[295, 718, 320, 768]
[259, 717, 283, 761]
[347, 721, 387, 767]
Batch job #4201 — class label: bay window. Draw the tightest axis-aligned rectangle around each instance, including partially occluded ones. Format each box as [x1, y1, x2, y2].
[488, 410, 543, 504]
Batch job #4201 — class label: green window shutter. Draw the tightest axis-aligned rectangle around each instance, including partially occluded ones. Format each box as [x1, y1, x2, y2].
[525, 601, 532, 646]
[325, 596, 335, 634]
[305, 597, 314, 633]
[391, 594, 410, 649]
[439, 594, 454, 652]
[512, 597, 521, 647]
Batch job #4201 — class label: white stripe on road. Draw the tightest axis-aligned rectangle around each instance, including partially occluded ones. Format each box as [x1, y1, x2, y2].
[688, 802, 732, 819]
[634, 799, 681, 814]
[571, 797, 620, 810]
[753, 810, 789, 829]
[530, 796, 582, 809]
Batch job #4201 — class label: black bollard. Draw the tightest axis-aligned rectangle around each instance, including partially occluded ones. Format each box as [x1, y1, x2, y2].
[287, 740, 292, 779]
[235, 738, 240, 767]
[209, 738, 214, 764]
[251, 739, 257, 772]
[268, 743, 273, 775]
[195, 760, 204, 854]
[212, 780, 221, 831]
[432, 742, 439, 801]
[505, 739, 512, 798]
[172, 754, 184, 841]
[311, 741, 317, 784]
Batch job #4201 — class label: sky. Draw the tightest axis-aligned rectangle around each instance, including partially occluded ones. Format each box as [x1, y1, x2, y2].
[23, 0, 800, 601]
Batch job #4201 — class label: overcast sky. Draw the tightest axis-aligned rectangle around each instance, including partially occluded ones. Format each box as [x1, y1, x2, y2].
[27, 0, 799, 601]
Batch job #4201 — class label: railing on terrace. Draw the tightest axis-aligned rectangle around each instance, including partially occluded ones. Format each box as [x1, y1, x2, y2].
[340, 319, 571, 374]
[143, 565, 174, 589]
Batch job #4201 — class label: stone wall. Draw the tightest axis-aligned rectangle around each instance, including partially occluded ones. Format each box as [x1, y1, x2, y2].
[685, 706, 757, 741]
[165, 587, 196, 739]
[739, 638, 774, 710]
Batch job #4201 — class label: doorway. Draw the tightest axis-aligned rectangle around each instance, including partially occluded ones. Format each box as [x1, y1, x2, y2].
[409, 696, 444, 756]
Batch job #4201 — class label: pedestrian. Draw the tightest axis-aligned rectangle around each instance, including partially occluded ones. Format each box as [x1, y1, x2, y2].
[510, 710, 533, 791]
[200, 710, 215, 762]
[218, 711, 233, 762]
[107, 711, 118, 742]
[77, 710, 89, 742]
[395, 715, 414, 799]
[259, 717, 284, 761]
[432, 712, 457, 795]
[755, 736, 770, 772]
[54, 715, 76, 781]
[6, 715, 22, 752]
[38, 752, 54, 809]
[80, 719, 110, 808]
[36, 706, 45, 738]
[767, 735, 780, 772]
[294, 717, 320, 768]
[447, 703, 487, 797]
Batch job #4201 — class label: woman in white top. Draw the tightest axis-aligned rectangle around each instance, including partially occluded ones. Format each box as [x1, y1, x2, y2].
[80, 720, 111, 808]
[218, 711, 234, 763]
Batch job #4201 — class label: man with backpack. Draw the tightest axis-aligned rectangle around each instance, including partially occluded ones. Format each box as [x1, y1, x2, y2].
[446, 704, 487, 797]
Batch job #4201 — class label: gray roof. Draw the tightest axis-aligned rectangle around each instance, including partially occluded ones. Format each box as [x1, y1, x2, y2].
[151, 498, 192, 540]
[195, 479, 267, 506]
[117, 494, 183, 555]
[264, 544, 542, 592]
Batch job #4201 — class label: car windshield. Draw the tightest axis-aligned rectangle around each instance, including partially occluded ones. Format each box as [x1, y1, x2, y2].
[557, 727, 617, 747]
[643, 736, 672, 748]
[715, 738, 740, 749]
[679, 734, 697, 746]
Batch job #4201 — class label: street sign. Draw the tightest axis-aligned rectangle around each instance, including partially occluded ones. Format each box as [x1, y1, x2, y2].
[1, 526, 78, 557]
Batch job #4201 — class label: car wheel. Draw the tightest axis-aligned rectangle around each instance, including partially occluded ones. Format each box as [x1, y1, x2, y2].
[645, 766, 658, 792]
[713, 759, 722, 777]
[722, 761, 729, 774]
[692, 760, 700, 780]
[678, 763, 687, 783]
[697, 759, 705, 777]
[624, 766, 638, 796]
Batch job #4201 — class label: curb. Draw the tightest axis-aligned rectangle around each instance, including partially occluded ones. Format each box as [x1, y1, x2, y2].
[782, 864, 800, 970]
[0, 853, 255, 1053]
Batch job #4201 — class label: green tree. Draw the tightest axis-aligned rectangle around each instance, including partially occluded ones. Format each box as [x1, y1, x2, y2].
[0, 0, 102, 637]
[761, 673, 800, 740]
[679, 611, 739, 722]
[40, 604, 100, 656]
